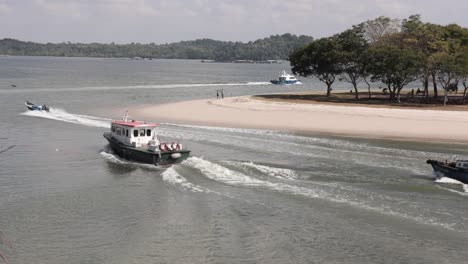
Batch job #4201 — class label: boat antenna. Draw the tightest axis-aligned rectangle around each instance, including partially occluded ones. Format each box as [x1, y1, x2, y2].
[123, 111, 129, 122]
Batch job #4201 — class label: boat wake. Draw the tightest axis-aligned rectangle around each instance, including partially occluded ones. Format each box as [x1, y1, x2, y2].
[4, 82, 271, 93]
[166, 157, 463, 232]
[21, 108, 109, 128]
[20, 107, 467, 231]
[162, 167, 215, 194]
[100, 150, 131, 165]
[99, 149, 161, 171]
[224, 161, 300, 181]
[435, 177, 468, 195]
[21, 108, 436, 165]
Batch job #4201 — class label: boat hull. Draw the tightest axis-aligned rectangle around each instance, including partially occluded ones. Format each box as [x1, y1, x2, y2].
[104, 132, 190, 166]
[270, 80, 299, 85]
[25, 101, 49, 111]
[426, 159, 468, 184]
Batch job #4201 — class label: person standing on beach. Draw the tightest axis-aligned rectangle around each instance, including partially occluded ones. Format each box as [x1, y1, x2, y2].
[216, 90, 219, 99]
[221, 90, 224, 99]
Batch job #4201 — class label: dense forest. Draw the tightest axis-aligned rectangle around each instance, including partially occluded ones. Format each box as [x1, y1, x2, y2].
[290, 15, 468, 104]
[0, 34, 313, 61]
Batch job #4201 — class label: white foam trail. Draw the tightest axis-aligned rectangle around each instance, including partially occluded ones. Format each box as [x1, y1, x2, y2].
[2, 82, 270, 93]
[21, 108, 110, 128]
[162, 123, 437, 160]
[435, 177, 468, 194]
[159, 126, 428, 176]
[162, 167, 210, 193]
[161, 123, 280, 136]
[226, 161, 299, 180]
[246, 82, 271, 85]
[436, 185, 468, 197]
[20, 108, 435, 171]
[100, 151, 129, 164]
[435, 177, 464, 185]
[184, 157, 459, 231]
[99, 151, 161, 170]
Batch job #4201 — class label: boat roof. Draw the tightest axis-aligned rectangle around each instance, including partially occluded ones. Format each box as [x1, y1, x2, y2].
[112, 120, 157, 128]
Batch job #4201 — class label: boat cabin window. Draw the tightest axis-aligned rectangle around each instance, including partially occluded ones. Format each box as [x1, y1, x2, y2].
[126, 129, 129, 137]
[111, 125, 115, 132]
[146, 129, 151, 137]
[133, 130, 138, 137]
[116, 127, 121, 135]
[140, 129, 145, 137]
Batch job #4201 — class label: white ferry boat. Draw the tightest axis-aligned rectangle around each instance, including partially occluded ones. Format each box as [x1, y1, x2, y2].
[270, 70, 300, 84]
[103, 114, 190, 166]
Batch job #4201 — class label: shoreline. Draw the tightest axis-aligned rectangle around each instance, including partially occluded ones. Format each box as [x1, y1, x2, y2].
[127, 96, 468, 144]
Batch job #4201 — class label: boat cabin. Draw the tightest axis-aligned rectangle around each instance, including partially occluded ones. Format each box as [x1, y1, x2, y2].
[455, 160, 468, 169]
[270, 70, 299, 84]
[111, 119, 158, 148]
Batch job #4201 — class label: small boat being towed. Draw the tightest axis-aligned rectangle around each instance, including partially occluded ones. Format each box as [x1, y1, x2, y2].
[427, 159, 468, 184]
[25, 101, 49, 111]
[103, 114, 190, 166]
[270, 70, 300, 85]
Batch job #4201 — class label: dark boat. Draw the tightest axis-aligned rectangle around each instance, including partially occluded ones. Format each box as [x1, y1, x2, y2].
[25, 101, 49, 111]
[103, 115, 190, 166]
[426, 159, 468, 184]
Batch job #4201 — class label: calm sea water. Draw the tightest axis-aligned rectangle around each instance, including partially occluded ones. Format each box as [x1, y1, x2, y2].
[1, 56, 468, 264]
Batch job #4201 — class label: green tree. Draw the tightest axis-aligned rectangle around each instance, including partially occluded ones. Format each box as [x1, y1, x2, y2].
[401, 15, 445, 98]
[360, 16, 401, 43]
[366, 45, 423, 101]
[336, 25, 369, 99]
[289, 37, 342, 97]
[433, 51, 467, 105]
[430, 24, 468, 104]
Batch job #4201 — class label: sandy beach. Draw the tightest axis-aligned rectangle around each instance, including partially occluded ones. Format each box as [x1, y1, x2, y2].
[130, 96, 468, 143]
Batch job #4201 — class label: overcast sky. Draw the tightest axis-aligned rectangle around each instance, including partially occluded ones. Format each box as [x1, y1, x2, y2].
[0, 0, 467, 44]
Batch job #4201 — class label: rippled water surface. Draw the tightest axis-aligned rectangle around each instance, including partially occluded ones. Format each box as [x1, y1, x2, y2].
[1, 56, 468, 264]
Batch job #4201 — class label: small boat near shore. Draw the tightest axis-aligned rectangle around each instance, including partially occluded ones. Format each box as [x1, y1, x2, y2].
[25, 101, 49, 111]
[270, 70, 300, 85]
[427, 159, 468, 184]
[103, 114, 190, 166]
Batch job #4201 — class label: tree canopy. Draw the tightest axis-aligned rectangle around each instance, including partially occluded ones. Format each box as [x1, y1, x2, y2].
[289, 15, 468, 103]
[290, 37, 342, 96]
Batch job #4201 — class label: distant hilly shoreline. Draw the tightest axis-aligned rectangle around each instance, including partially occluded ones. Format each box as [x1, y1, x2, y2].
[0, 34, 314, 62]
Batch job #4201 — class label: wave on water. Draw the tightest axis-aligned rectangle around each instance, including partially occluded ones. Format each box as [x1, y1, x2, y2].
[161, 123, 438, 160]
[99, 150, 161, 170]
[178, 157, 460, 231]
[99, 151, 215, 193]
[435, 177, 464, 185]
[100, 150, 131, 165]
[225, 161, 299, 181]
[161, 167, 213, 193]
[3, 82, 271, 93]
[161, 123, 280, 136]
[20, 108, 439, 168]
[435, 177, 468, 195]
[21, 108, 109, 128]
[20, 108, 438, 181]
